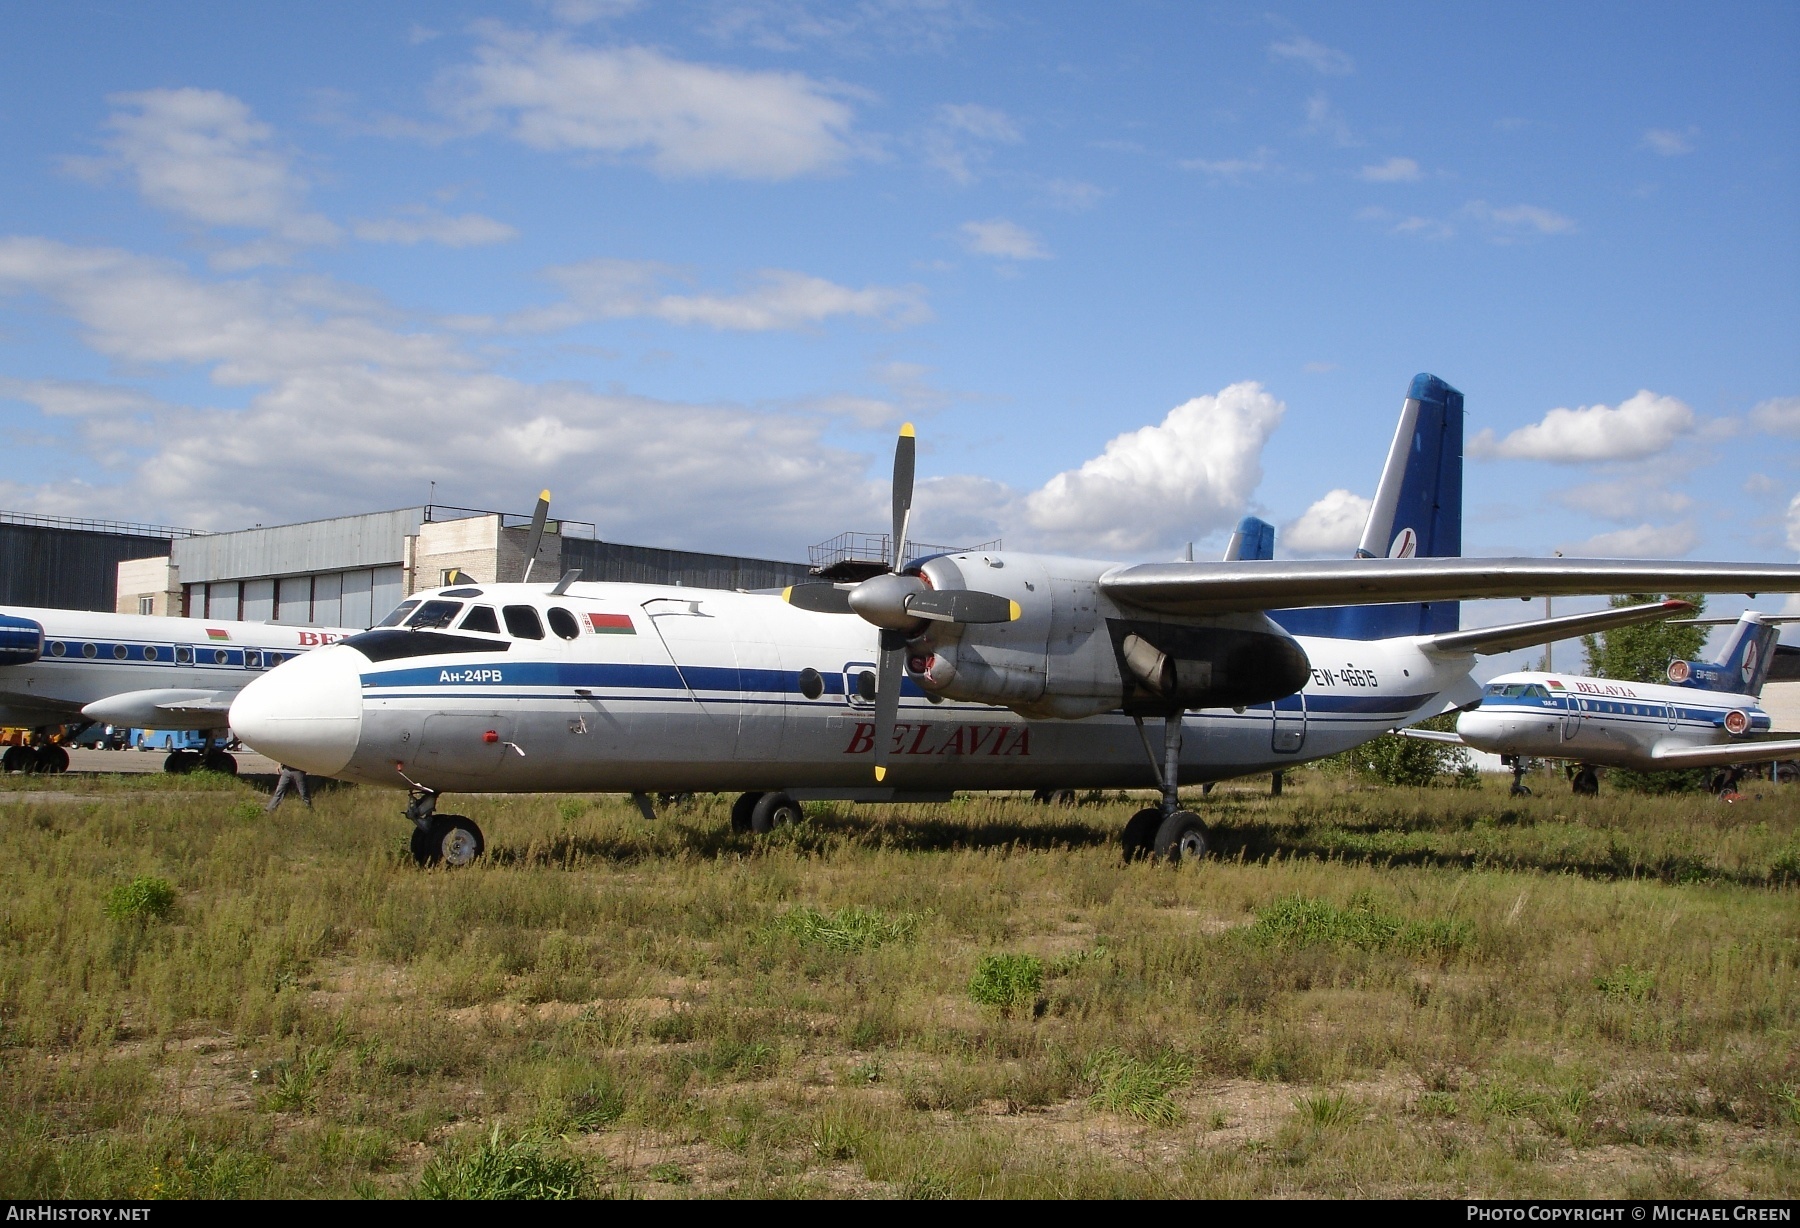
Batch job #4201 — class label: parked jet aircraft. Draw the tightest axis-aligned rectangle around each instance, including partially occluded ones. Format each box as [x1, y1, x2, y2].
[0, 606, 353, 773]
[1408, 611, 1800, 795]
[229, 374, 1800, 867]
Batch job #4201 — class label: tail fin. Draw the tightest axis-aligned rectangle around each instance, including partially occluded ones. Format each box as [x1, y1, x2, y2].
[1222, 516, 1275, 561]
[1273, 373, 1464, 640]
[1670, 613, 1781, 695]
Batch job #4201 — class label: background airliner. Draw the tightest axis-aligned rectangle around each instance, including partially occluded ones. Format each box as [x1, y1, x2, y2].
[229, 374, 1800, 867]
[1412, 611, 1800, 795]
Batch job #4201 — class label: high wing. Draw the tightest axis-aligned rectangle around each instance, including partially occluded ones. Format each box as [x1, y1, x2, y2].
[1417, 599, 1692, 657]
[1099, 558, 1800, 617]
[81, 689, 236, 729]
[1648, 739, 1800, 769]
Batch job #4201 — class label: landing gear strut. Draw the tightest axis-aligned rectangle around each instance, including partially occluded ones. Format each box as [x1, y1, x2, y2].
[1571, 765, 1600, 796]
[1708, 767, 1744, 797]
[1123, 711, 1211, 863]
[404, 787, 485, 867]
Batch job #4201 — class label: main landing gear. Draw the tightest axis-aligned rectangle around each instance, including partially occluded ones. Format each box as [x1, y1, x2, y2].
[1122, 711, 1211, 864]
[2, 741, 69, 774]
[729, 791, 803, 834]
[1032, 788, 1078, 806]
[404, 788, 485, 867]
[1708, 767, 1745, 798]
[1570, 765, 1600, 796]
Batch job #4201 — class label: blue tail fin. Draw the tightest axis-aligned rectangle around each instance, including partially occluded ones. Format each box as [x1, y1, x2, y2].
[1222, 516, 1275, 561]
[1272, 373, 1464, 640]
[1671, 613, 1781, 696]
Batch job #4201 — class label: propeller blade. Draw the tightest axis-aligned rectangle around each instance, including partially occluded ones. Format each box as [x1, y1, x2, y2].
[890, 423, 915, 572]
[783, 583, 855, 614]
[905, 589, 1020, 624]
[521, 489, 551, 583]
[872, 629, 906, 781]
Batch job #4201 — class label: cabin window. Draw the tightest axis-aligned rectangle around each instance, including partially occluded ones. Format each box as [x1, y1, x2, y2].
[214, 649, 230, 665]
[504, 605, 545, 640]
[376, 600, 421, 628]
[405, 600, 463, 630]
[799, 667, 824, 700]
[82, 643, 97, 658]
[546, 607, 581, 641]
[458, 605, 501, 634]
[49, 641, 65, 657]
[245, 650, 262, 668]
[855, 670, 877, 702]
[175, 646, 191, 664]
[112, 644, 129, 659]
[143, 646, 158, 661]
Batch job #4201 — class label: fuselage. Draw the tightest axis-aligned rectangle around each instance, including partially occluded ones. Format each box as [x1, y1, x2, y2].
[0, 604, 354, 730]
[230, 577, 1485, 795]
[1457, 670, 1773, 769]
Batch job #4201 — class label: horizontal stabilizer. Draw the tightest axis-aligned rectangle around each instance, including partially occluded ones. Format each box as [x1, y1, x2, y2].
[1648, 738, 1800, 769]
[1418, 600, 1692, 658]
[1100, 558, 1800, 617]
[1395, 727, 1468, 746]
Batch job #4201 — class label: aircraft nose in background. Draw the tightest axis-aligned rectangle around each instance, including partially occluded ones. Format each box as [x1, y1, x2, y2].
[230, 645, 365, 776]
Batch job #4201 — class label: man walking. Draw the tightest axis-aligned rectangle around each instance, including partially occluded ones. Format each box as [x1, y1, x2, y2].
[267, 764, 312, 811]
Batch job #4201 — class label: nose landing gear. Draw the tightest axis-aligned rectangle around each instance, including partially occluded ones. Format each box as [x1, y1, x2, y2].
[403, 787, 486, 867]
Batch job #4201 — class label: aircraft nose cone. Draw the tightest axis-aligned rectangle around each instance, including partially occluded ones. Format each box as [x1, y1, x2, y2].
[230, 645, 364, 775]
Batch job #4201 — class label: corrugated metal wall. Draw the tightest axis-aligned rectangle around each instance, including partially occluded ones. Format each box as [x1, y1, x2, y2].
[562, 539, 812, 591]
[0, 523, 173, 612]
[170, 507, 426, 581]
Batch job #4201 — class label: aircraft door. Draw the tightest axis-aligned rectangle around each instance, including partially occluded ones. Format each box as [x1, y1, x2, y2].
[415, 714, 516, 779]
[641, 598, 749, 760]
[1271, 692, 1307, 753]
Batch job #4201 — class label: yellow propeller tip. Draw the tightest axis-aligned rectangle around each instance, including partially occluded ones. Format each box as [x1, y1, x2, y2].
[781, 586, 793, 601]
[538, 489, 551, 502]
[899, 422, 915, 438]
[1009, 600, 1022, 620]
[874, 765, 887, 782]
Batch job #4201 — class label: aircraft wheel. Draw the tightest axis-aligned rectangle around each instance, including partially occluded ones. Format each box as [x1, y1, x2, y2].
[2, 745, 31, 773]
[1121, 807, 1162, 862]
[1571, 767, 1599, 796]
[1153, 810, 1211, 864]
[412, 815, 485, 867]
[1048, 789, 1077, 806]
[1509, 784, 1533, 797]
[750, 791, 802, 834]
[730, 792, 764, 834]
[164, 750, 199, 774]
[36, 745, 70, 774]
[203, 750, 238, 776]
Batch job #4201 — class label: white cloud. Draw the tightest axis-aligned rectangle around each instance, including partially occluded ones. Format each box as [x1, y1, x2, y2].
[441, 30, 860, 179]
[1462, 199, 1576, 240]
[1282, 489, 1371, 557]
[958, 219, 1048, 260]
[1041, 178, 1106, 211]
[1787, 494, 1800, 553]
[351, 209, 518, 247]
[923, 103, 1021, 184]
[1750, 396, 1800, 435]
[68, 88, 339, 244]
[1744, 473, 1776, 495]
[1304, 93, 1357, 146]
[1020, 382, 1284, 555]
[1561, 522, 1699, 558]
[1358, 156, 1421, 182]
[1180, 147, 1275, 184]
[1553, 478, 1694, 522]
[1357, 205, 1454, 240]
[1641, 126, 1698, 156]
[1469, 391, 1695, 464]
[1269, 34, 1353, 75]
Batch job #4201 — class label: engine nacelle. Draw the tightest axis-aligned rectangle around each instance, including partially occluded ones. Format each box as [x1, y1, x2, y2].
[902, 551, 1309, 719]
[0, 614, 43, 666]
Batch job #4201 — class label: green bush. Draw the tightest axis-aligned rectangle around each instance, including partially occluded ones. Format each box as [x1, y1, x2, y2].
[1326, 713, 1476, 787]
[968, 953, 1043, 1013]
[1084, 1047, 1195, 1125]
[415, 1126, 589, 1200]
[1250, 895, 1472, 956]
[104, 876, 177, 923]
[776, 905, 916, 952]
[1594, 964, 1655, 1001]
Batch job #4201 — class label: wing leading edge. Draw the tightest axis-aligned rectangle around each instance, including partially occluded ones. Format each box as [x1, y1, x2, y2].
[1099, 559, 1800, 617]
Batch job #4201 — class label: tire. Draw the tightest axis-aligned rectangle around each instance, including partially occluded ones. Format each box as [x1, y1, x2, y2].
[1571, 767, 1599, 796]
[1153, 810, 1211, 863]
[164, 750, 198, 775]
[36, 745, 70, 774]
[750, 791, 802, 833]
[730, 792, 764, 834]
[1121, 806, 1162, 862]
[203, 750, 238, 776]
[412, 814, 485, 867]
[1050, 789, 1077, 806]
[2, 745, 30, 774]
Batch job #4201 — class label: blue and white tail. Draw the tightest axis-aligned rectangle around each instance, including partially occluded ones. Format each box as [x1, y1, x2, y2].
[1222, 516, 1275, 561]
[1274, 373, 1464, 640]
[1670, 613, 1782, 696]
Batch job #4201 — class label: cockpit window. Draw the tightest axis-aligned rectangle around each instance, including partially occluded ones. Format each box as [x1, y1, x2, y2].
[1525, 685, 1551, 699]
[459, 605, 501, 634]
[546, 607, 581, 641]
[504, 605, 545, 640]
[405, 600, 464, 630]
[376, 599, 421, 628]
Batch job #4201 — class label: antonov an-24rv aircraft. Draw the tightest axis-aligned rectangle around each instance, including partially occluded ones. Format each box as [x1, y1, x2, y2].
[229, 374, 1800, 867]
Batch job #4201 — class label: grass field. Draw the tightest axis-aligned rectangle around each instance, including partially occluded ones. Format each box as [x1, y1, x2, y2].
[1, 765, 1796, 1199]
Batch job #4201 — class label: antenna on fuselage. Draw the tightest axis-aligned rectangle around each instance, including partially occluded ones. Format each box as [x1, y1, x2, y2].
[551, 569, 582, 595]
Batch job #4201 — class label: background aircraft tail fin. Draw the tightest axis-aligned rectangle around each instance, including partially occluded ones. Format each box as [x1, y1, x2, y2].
[1671, 612, 1782, 695]
[1273, 373, 1464, 640]
[1222, 516, 1275, 561]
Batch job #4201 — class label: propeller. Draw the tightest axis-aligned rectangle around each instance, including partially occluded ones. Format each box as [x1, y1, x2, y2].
[521, 489, 551, 583]
[782, 422, 1020, 781]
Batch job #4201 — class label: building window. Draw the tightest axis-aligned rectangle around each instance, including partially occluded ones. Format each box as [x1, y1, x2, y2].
[138, 596, 154, 615]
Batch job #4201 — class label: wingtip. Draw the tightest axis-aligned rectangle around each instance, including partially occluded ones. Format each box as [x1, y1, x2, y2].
[899, 422, 915, 439]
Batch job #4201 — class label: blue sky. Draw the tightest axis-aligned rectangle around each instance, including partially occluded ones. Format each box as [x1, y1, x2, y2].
[1, 1, 1797, 659]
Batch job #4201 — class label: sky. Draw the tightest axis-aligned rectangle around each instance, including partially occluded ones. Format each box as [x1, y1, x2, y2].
[0, 1, 1796, 664]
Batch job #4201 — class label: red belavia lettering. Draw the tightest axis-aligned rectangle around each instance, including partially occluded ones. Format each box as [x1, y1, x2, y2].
[228, 376, 1800, 868]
